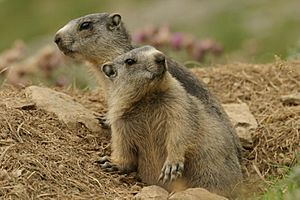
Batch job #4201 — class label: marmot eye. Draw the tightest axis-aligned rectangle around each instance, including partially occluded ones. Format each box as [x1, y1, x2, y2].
[125, 58, 136, 66]
[79, 21, 92, 31]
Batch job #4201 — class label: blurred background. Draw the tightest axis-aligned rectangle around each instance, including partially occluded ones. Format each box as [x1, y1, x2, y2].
[1, 0, 300, 88]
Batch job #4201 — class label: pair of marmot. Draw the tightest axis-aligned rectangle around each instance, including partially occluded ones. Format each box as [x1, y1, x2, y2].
[55, 13, 242, 197]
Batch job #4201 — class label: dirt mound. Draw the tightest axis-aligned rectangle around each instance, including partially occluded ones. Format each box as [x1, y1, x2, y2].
[0, 59, 299, 199]
[193, 59, 300, 180]
[0, 87, 141, 199]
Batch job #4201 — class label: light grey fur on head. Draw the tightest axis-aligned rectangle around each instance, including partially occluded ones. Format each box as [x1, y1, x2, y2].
[55, 13, 132, 64]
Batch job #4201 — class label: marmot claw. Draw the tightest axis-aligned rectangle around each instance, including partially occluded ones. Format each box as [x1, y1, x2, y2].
[96, 114, 111, 129]
[98, 156, 119, 172]
[159, 162, 184, 184]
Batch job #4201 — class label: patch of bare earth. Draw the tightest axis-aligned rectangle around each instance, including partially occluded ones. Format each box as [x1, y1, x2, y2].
[0, 59, 299, 199]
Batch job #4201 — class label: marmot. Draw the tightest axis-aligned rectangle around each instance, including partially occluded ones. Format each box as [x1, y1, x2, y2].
[98, 46, 242, 197]
[54, 14, 241, 156]
[54, 13, 219, 105]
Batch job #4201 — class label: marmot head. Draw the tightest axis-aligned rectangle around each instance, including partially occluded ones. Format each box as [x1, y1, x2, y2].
[54, 13, 132, 64]
[101, 46, 167, 97]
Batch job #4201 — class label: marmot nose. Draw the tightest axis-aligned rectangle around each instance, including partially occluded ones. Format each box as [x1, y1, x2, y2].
[54, 34, 62, 45]
[154, 53, 166, 66]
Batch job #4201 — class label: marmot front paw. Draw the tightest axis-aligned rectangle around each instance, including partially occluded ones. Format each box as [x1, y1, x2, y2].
[159, 161, 184, 184]
[95, 114, 111, 129]
[98, 156, 119, 172]
[98, 156, 136, 174]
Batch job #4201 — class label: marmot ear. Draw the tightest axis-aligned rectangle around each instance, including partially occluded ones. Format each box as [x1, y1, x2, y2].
[108, 13, 122, 30]
[101, 62, 117, 78]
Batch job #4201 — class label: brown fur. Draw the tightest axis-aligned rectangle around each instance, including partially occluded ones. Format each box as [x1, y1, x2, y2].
[100, 46, 242, 197]
[54, 13, 242, 161]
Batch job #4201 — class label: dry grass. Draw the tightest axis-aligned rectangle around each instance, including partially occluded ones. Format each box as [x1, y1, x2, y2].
[193, 58, 300, 186]
[0, 59, 299, 199]
[0, 87, 141, 199]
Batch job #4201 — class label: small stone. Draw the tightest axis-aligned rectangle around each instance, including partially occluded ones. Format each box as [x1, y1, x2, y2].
[11, 169, 23, 178]
[169, 188, 228, 200]
[202, 77, 210, 84]
[222, 103, 257, 144]
[134, 185, 169, 200]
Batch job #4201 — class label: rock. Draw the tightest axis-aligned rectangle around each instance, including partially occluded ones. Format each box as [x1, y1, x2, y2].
[222, 103, 257, 144]
[202, 77, 210, 84]
[134, 186, 228, 200]
[25, 86, 102, 133]
[280, 93, 300, 105]
[169, 188, 228, 200]
[134, 185, 169, 200]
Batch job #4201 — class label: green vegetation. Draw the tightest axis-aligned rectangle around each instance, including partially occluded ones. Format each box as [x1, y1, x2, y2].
[1, 0, 300, 63]
[258, 162, 300, 200]
[0, 0, 110, 50]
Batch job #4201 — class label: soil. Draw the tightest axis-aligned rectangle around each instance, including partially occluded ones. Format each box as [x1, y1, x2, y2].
[0, 59, 299, 199]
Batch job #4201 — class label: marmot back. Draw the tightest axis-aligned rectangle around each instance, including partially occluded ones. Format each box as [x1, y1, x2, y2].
[99, 46, 243, 198]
